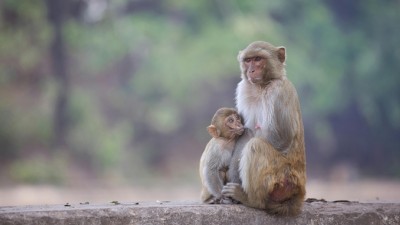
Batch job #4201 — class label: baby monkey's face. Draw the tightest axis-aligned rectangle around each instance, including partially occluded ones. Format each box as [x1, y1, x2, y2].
[224, 113, 244, 138]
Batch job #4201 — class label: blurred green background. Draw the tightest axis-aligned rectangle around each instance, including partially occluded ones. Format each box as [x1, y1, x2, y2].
[0, 0, 399, 204]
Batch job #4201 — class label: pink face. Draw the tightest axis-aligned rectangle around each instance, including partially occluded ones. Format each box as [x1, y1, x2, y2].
[224, 113, 244, 138]
[243, 56, 268, 84]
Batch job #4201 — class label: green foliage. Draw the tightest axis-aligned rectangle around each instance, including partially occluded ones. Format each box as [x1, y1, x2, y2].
[9, 155, 66, 184]
[1, 0, 400, 184]
[67, 87, 131, 172]
[0, 0, 50, 78]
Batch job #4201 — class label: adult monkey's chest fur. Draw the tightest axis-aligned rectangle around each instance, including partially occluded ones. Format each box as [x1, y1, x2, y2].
[239, 82, 276, 133]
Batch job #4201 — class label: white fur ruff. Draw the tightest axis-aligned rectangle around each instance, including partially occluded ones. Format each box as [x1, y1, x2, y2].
[235, 79, 278, 136]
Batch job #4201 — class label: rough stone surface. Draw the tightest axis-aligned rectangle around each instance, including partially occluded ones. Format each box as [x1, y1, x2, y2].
[0, 201, 399, 225]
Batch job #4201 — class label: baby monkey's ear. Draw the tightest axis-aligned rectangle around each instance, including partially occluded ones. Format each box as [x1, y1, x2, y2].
[207, 125, 220, 138]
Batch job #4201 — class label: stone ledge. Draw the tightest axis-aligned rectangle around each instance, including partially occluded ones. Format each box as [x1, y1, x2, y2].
[0, 201, 399, 225]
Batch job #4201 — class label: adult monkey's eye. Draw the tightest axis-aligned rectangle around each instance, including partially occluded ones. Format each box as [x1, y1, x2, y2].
[255, 56, 262, 61]
[244, 58, 251, 63]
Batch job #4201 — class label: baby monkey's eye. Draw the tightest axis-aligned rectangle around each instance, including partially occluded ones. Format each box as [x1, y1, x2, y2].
[234, 115, 241, 122]
[228, 118, 234, 123]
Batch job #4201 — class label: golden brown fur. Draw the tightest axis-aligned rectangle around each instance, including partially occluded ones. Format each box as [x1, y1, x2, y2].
[222, 41, 306, 216]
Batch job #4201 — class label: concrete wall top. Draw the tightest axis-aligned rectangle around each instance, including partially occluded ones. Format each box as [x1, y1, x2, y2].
[1, 201, 399, 225]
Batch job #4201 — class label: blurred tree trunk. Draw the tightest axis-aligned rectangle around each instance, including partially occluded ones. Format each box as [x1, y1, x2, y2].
[46, 0, 70, 148]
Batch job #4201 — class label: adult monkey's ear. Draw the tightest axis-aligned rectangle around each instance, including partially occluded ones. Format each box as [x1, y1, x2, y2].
[207, 125, 220, 138]
[237, 50, 243, 62]
[277, 47, 286, 63]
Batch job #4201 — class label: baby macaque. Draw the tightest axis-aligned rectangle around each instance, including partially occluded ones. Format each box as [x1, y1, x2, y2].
[199, 107, 244, 204]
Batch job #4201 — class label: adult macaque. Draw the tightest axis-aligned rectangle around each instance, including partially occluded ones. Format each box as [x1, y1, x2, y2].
[199, 108, 245, 204]
[222, 41, 306, 216]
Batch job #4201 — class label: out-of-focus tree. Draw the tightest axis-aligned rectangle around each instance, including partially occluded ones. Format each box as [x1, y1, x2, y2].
[268, 0, 400, 176]
[0, 0, 399, 185]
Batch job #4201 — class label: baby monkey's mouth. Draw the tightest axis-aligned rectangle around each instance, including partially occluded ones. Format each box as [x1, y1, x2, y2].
[236, 128, 245, 135]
